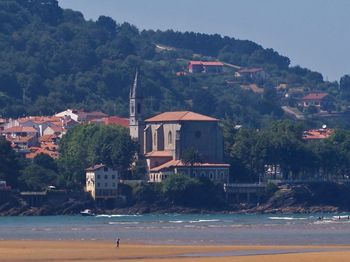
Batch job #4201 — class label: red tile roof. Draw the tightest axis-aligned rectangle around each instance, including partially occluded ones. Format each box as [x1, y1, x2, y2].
[18, 116, 62, 124]
[145, 111, 218, 122]
[150, 160, 230, 172]
[39, 134, 57, 143]
[103, 116, 129, 128]
[302, 93, 329, 101]
[302, 128, 334, 140]
[3, 126, 38, 133]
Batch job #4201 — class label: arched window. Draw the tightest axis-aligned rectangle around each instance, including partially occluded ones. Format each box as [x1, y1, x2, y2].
[168, 131, 173, 145]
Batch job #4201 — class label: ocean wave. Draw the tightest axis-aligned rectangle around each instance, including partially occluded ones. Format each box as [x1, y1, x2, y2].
[108, 222, 140, 225]
[169, 220, 184, 223]
[269, 216, 307, 220]
[95, 214, 142, 218]
[189, 219, 220, 223]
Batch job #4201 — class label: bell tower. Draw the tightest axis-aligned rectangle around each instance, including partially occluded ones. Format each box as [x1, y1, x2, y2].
[129, 70, 144, 153]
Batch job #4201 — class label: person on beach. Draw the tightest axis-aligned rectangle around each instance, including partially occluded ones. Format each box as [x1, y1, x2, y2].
[116, 238, 120, 248]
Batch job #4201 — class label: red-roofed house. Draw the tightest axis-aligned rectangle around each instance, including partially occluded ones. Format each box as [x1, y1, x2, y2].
[301, 92, 333, 111]
[302, 128, 334, 140]
[188, 61, 224, 74]
[90, 116, 129, 128]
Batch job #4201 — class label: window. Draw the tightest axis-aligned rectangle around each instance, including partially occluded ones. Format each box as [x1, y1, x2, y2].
[112, 183, 116, 187]
[104, 175, 108, 179]
[112, 175, 115, 179]
[104, 167, 108, 172]
[131, 103, 135, 114]
[97, 175, 100, 179]
[104, 182, 108, 187]
[209, 172, 214, 179]
[97, 183, 100, 188]
[168, 131, 173, 145]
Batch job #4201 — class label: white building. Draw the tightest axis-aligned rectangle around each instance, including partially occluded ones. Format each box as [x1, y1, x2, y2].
[85, 164, 119, 200]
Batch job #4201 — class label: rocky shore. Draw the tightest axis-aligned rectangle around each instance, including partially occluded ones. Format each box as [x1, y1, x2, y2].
[1, 183, 349, 216]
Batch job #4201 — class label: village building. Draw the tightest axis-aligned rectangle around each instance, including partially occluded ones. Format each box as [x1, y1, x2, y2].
[129, 72, 230, 183]
[89, 116, 129, 128]
[85, 164, 119, 201]
[302, 128, 334, 140]
[188, 61, 224, 74]
[55, 109, 107, 123]
[235, 68, 269, 81]
[300, 92, 333, 112]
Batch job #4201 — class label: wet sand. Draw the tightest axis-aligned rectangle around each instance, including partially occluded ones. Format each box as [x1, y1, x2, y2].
[1, 240, 350, 261]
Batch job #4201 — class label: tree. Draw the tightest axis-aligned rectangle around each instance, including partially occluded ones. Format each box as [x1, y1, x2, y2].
[340, 75, 350, 101]
[181, 147, 202, 177]
[58, 124, 137, 187]
[0, 137, 21, 187]
[162, 174, 224, 207]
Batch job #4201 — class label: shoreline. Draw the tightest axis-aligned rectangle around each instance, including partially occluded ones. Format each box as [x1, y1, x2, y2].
[1, 240, 350, 261]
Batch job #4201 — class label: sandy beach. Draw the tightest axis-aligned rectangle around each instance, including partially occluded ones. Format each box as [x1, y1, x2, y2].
[1, 241, 350, 262]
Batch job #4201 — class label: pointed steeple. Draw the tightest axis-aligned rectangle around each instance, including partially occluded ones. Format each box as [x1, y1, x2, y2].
[130, 69, 141, 98]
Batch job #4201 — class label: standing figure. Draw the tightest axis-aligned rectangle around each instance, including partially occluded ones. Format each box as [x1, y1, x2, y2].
[116, 238, 120, 248]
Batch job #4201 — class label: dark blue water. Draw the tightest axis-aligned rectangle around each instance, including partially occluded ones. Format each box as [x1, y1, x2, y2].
[1, 213, 350, 245]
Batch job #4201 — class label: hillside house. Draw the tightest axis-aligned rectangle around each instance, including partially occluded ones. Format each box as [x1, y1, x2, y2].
[235, 68, 269, 81]
[302, 128, 334, 140]
[301, 93, 333, 111]
[188, 61, 224, 74]
[85, 164, 119, 201]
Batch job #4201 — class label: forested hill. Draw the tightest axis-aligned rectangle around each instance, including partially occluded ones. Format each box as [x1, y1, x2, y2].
[0, 0, 343, 127]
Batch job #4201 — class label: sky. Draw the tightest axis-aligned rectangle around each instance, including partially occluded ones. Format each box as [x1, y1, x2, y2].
[58, 0, 350, 82]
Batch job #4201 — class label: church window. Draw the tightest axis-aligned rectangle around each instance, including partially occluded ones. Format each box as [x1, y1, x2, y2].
[168, 131, 173, 145]
[209, 172, 214, 179]
[131, 103, 135, 114]
[195, 131, 202, 138]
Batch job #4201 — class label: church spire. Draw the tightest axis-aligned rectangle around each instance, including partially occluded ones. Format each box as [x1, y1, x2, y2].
[129, 69, 144, 154]
[130, 69, 140, 99]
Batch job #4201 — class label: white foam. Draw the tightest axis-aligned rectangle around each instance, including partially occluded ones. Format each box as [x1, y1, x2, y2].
[269, 216, 307, 220]
[95, 214, 141, 218]
[189, 219, 220, 223]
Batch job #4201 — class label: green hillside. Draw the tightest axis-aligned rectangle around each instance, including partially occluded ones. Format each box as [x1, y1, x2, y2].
[0, 0, 348, 128]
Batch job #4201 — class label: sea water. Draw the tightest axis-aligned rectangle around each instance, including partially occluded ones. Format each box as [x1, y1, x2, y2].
[1, 213, 350, 245]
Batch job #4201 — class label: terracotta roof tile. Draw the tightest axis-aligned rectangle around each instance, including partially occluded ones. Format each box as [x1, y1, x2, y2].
[145, 111, 218, 122]
[3, 126, 38, 133]
[302, 93, 329, 100]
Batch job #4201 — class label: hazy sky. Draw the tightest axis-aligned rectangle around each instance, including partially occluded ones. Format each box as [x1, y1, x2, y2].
[58, 0, 350, 81]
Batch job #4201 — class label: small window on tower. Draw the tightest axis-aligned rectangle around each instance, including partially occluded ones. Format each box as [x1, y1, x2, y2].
[131, 103, 135, 114]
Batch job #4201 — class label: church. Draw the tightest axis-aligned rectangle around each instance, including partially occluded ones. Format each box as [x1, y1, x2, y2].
[129, 72, 230, 183]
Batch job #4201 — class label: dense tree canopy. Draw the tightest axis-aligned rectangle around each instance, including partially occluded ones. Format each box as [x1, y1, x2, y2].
[0, 0, 341, 128]
[58, 124, 137, 187]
